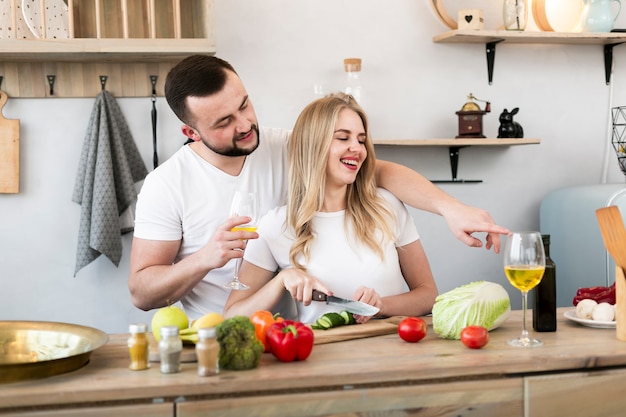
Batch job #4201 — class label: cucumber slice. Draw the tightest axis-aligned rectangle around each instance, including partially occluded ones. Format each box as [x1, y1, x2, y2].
[340, 310, 355, 325]
[317, 316, 333, 329]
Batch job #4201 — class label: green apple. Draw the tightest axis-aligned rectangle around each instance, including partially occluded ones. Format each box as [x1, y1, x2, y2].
[151, 305, 189, 341]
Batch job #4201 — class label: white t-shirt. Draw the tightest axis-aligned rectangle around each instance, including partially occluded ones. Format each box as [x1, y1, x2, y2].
[244, 188, 419, 324]
[133, 127, 290, 320]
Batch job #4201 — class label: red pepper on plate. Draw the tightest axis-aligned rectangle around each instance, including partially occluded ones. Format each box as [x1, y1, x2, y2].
[251, 310, 284, 352]
[572, 283, 616, 306]
[266, 320, 314, 362]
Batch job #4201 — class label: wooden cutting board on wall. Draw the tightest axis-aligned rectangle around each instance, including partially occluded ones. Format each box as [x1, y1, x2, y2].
[0, 90, 20, 193]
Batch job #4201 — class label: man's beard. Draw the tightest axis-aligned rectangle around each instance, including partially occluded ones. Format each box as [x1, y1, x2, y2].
[200, 124, 260, 157]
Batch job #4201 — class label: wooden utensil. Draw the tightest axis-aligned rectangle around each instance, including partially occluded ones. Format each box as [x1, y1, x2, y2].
[595, 206, 626, 341]
[0, 90, 20, 193]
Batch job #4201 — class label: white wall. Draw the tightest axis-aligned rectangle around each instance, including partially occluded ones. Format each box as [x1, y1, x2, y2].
[1, 0, 625, 333]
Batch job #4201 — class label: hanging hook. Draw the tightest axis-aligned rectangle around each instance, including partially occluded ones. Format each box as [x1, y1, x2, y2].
[47, 75, 56, 95]
[100, 75, 108, 91]
[150, 75, 158, 103]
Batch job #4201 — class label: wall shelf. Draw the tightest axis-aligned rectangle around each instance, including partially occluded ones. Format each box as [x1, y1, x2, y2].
[0, 0, 215, 98]
[373, 138, 540, 183]
[433, 30, 626, 84]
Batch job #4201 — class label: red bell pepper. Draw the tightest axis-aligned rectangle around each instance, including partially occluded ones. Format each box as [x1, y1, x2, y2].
[266, 320, 314, 362]
[572, 283, 616, 306]
[251, 310, 284, 352]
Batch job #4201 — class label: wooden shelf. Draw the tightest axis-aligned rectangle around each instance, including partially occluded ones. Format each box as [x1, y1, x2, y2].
[373, 138, 540, 183]
[373, 138, 540, 146]
[0, 39, 215, 62]
[433, 30, 626, 45]
[433, 30, 626, 84]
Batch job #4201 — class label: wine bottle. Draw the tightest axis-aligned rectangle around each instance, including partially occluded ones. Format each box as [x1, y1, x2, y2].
[533, 234, 557, 332]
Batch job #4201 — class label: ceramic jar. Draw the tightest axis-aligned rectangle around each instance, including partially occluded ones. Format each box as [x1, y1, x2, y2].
[581, 0, 622, 32]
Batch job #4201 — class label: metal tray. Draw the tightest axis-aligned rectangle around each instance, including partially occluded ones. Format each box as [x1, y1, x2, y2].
[0, 321, 108, 384]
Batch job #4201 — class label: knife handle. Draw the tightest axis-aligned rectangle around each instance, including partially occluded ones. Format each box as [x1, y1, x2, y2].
[312, 289, 328, 302]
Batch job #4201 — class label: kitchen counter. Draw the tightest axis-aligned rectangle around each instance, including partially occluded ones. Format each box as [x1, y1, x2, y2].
[2, 308, 626, 417]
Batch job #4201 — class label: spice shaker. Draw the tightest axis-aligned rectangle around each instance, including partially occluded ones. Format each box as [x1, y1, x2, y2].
[158, 325, 183, 373]
[196, 327, 220, 376]
[127, 323, 149, 371]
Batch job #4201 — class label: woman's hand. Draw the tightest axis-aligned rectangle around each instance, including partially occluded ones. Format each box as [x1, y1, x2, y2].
[352, 286, 383, 324]
[278, 269, 332, 306]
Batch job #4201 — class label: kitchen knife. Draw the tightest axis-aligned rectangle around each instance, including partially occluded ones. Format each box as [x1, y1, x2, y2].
[312, 290, 380, 316]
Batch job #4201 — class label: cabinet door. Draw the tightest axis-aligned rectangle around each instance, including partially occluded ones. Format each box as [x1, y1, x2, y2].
[526, 368, 626, 417]
[177, 378, 523, 417]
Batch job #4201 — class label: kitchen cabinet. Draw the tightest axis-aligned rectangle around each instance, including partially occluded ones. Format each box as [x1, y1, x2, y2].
[2, 309, 626, 417]
[526, 369, 626, 416]
[5, 403, 173, 417]
[433, 30, 626, 84]
[373, 138, 540, 182]
[0, 0, 215, 98]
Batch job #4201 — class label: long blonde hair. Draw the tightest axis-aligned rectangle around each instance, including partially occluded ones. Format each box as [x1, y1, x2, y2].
[287, 93, 395, 270]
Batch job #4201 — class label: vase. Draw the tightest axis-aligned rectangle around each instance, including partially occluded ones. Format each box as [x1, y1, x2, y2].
[503, 0, 528, 31]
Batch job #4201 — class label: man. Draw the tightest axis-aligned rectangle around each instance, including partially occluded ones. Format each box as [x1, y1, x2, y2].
[128, 55, 508, 320]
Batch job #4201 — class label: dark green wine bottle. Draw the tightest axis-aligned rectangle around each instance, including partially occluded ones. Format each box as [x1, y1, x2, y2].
[533, 234, 557, 332]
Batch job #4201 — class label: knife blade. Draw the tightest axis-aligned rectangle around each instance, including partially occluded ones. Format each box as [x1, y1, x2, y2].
[311, 290, 380, 316]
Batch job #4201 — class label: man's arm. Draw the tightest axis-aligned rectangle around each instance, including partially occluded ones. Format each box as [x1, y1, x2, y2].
[128, 215, 257, 311]
[129, 238, 207, 310]
[374, 159, 509, 253]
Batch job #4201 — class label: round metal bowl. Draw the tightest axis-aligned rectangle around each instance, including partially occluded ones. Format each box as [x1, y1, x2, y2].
[0, 321, 108, 384]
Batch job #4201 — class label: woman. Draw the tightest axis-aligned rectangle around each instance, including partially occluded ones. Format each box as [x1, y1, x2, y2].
[224, 93, 438, 324]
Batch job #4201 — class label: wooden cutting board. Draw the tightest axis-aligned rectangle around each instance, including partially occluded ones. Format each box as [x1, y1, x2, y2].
[0, 90, 20, 194]
[313, 316, 408, 345]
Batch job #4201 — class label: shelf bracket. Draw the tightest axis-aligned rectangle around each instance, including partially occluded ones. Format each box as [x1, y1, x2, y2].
[486, 40, 504, 85]
[432, 146, 482, 184]
[604, 42, 625, 85]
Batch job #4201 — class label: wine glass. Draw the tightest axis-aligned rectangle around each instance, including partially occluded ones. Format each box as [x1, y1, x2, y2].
[224, 191, 258, 290]
[503, 231, 546, 347]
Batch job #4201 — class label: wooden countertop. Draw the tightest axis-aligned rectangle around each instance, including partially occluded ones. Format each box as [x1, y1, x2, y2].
[1, 308, 625, 413]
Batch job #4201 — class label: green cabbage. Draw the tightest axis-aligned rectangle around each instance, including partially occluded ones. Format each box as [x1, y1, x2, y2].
[432, 281, 511, 340]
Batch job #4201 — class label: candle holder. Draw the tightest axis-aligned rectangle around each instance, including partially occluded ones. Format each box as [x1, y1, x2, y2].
[612, 106, 626, 177]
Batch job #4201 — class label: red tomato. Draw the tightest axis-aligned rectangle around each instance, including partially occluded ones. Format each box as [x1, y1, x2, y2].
[397, 317, 427, 343]
[460, 325, 489, 349]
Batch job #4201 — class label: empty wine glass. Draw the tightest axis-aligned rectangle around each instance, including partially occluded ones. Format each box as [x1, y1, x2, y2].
[503, 231, 546, 347]
[224, 191, 258, 290]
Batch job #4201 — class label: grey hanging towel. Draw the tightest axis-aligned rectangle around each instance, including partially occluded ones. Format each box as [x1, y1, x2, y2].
[72, 90, 148, 276]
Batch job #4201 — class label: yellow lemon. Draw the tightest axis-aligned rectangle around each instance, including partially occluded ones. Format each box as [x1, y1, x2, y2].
[191, 312, 224, 329]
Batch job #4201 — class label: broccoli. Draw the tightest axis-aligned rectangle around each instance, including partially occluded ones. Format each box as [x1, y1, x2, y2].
[216, 316, 264, 370]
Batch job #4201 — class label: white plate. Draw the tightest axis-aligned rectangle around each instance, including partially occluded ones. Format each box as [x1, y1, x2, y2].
[564, 309, 616, 329]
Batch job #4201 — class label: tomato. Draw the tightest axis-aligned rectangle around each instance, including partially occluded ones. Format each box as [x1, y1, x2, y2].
[397, 317, 427, 343]
[460, 325, 489, 349]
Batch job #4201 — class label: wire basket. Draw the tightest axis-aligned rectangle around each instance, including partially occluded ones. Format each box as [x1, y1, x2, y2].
[612, 106, 626, 177]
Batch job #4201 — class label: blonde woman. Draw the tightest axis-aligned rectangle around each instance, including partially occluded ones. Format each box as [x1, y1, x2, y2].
[224, 93, 438, 324]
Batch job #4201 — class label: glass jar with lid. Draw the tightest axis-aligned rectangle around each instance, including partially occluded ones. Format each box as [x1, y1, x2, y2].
[196, 327, 220, 376]
[158, 326, 182, 374]
[127, 323, 150, 371]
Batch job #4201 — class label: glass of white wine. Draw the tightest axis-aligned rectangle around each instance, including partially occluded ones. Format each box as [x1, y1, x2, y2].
[224, 191, 258, 290]
[504, 231, 546, 347]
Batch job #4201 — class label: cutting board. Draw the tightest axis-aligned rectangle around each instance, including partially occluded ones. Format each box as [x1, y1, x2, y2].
[0, 90, 20, 193]
[313, 316, 407, 345]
